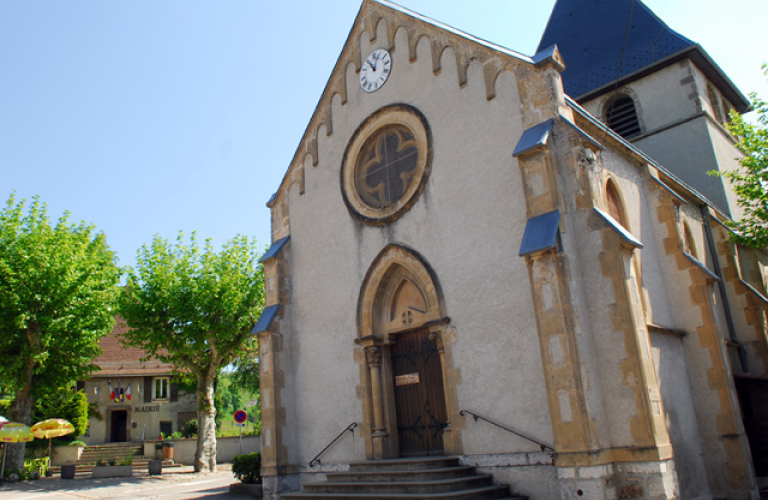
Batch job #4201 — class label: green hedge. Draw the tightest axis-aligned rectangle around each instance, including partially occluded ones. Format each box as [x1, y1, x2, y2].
[232, 452, 261, 484]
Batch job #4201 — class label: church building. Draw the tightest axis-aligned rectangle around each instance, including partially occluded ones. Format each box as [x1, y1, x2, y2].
[253, 1, 768, 499]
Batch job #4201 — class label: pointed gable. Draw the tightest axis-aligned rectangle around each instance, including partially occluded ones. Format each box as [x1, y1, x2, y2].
[268, 0, 564, 222]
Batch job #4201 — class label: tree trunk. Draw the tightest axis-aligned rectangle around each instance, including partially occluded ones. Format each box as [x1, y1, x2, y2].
[6, 355, 36, 472]
[195, 368, 218, 472]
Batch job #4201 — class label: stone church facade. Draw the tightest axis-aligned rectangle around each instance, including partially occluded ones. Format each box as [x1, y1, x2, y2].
[253, 1, 768, 499]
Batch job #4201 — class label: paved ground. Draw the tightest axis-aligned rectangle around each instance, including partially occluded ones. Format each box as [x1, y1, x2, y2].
[0, 465, 250, 500]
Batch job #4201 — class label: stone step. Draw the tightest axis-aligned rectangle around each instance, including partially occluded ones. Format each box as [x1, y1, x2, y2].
[280, 485, 517, 500]
[281, 456, 526, 500]
[326, 465, 478, 483]
[348, 456, 461, 472]
[304, 474, 494, 494]
[80, 446, 143, 459]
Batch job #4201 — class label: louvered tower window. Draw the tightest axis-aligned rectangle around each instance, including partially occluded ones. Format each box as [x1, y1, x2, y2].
[606, 95, 641, 139]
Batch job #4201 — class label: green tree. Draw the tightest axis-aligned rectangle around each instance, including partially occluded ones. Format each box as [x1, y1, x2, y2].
[720, 65, 768, 247]
[119, 232, 263, 472]
[0, 194, 119, 469]
[24, 388, 90, 455]
[230, 356, 260, 395]
[217, 374, 243, 417]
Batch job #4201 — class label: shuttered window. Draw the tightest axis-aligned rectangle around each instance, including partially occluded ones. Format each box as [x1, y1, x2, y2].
[153, 377, 169, 400]
[606, 95, 641, 139]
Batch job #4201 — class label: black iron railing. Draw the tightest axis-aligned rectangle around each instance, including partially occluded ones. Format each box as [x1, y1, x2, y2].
[309, 422, 358, 467]
[460, 410, 554, 452]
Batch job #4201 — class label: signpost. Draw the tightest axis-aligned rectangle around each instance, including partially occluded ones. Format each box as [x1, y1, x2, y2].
[234, 410, 247, 454]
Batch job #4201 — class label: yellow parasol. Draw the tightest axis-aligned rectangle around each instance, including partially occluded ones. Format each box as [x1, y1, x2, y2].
[31, 419, 75, 465]
[0, 422, 35, 479]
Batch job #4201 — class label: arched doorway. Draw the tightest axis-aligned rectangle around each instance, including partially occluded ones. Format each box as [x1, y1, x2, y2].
[356, 245, 453, 459]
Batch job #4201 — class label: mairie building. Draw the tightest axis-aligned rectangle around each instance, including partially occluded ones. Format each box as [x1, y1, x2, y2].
[252, 1, 768, 499]
[79, 318, 197, 444]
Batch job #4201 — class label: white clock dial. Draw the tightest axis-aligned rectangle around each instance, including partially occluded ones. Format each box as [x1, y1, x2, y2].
[359, 49, 392, 93]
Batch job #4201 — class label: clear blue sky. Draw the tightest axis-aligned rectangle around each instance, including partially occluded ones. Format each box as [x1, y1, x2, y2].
[1, 1, 766, 270]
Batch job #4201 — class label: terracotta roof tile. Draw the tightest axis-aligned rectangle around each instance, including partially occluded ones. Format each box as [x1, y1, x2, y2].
[90, 318, 175, 378]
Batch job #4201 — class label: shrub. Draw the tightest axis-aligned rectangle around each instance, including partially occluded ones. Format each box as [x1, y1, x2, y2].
[232, 452, 261, 484]
[68, 440, 87, 447]
[180, 418, 198, 438]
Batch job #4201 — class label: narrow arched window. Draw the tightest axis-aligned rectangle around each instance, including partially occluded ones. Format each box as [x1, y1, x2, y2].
[684, 222, 698, 259]
[606, 180, 627, 228]
[606, 95, 641, 139]
[707, 84, 724, 124]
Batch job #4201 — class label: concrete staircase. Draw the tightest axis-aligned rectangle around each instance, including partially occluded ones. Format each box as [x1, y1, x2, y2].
[281, 456, 527, 500]
[48, 442, 183, 477]
[79, 442, 144, 464]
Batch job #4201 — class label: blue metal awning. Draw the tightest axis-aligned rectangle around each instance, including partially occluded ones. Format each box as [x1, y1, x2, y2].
[259, 236, 290, 263]
[519, 210, 561, 256]
[513, 115, 603, 158]
[252, 304, 280, 334]
[513, 119, 554, 157]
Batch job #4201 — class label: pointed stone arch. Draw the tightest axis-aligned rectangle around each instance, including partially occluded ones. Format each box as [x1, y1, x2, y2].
[357, 244, 444, 339]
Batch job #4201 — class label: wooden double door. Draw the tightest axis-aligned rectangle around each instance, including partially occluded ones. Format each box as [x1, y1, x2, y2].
[391, 329, 448, 456]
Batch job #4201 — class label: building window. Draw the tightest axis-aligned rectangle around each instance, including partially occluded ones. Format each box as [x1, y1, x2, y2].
[341, 104, 432, 224]
[354, 124, 419, 209]
[606, 179, 627, 228]
[153, 377, 169, 401]
[605, 95, 641, 139]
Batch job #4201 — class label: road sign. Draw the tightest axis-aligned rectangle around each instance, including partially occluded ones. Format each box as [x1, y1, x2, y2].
[234, 410, 247, 423]
[235, 423, 246, 428]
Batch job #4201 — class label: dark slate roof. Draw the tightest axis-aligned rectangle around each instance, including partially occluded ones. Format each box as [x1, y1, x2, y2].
[538, 0, 694, 99]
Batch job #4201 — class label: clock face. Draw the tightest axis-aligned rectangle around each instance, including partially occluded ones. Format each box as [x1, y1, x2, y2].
[360, 49, 392, 93]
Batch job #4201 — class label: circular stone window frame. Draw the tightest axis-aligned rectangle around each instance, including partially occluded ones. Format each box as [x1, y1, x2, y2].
[341, 104, 432, 225]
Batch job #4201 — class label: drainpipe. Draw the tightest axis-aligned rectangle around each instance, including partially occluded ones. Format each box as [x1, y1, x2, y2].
[701, 205, 748, 373]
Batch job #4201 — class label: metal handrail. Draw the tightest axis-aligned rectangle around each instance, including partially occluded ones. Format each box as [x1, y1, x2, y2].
[309, 422, 358, 467]
[460, 410, 554, 452]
